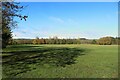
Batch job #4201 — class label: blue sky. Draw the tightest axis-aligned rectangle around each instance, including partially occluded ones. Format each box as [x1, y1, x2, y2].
[14, 0, 119, 2]
[12, 2, 118, 39]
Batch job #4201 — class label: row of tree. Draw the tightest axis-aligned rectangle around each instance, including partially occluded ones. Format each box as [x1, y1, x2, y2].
[11, 36, 120, 45]
[32, 37, 81, 44]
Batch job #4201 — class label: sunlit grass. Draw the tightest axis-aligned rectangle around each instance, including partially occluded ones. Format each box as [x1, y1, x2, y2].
[2, 44, 118, 78]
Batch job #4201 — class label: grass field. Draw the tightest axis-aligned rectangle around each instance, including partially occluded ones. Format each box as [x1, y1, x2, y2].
[2, 44, 118, 78]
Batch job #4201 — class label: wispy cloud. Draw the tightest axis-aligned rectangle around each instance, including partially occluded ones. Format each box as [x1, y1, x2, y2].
[12, 28, 51, 39]
[12, 31, 26, 38]
[49, 16, 64, 23]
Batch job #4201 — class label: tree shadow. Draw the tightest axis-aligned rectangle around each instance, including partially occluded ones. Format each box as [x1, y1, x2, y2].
[2, 46, 86, 78]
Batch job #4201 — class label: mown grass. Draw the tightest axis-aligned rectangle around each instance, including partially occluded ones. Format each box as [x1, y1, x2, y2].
[2, 44, 118, 78]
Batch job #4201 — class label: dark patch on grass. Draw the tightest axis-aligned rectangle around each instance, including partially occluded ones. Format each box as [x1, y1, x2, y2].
[2, 45, 85, 78]
[7, 45, 43, 48]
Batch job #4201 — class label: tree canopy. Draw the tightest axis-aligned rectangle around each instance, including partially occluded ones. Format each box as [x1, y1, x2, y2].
[97, 36, 116, 45]
[2, 2, 28, 48]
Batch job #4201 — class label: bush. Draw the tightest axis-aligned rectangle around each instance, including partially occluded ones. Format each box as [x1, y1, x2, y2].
[97, 36, 115, 45]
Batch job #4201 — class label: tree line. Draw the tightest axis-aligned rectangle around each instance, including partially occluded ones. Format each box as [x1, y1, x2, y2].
[10, 36, 120, 45]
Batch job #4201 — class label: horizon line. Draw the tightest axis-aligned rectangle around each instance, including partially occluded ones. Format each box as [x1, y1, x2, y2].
[13, 36, 118, 40]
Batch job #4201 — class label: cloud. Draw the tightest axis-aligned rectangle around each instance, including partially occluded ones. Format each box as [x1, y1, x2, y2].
[49, 16, 64, 23]
[12, 28, 51, 39]
[12, 31, 25, 38]
[12, 29, 34, 38]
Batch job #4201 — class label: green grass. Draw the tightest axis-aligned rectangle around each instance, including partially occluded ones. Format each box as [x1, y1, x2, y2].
[2, 44, 118, 78]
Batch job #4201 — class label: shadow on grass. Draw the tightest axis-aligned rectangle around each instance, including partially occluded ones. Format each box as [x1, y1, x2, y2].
[2, 46, 85, 77]
[7, 45, 43, 48]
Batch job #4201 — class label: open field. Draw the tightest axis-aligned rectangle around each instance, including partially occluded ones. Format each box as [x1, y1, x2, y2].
[2, 44, 118, 78]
